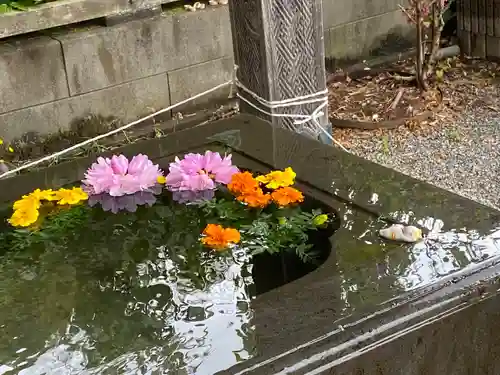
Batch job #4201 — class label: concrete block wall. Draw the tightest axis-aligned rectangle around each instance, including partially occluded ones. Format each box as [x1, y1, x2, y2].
[0, 1, 413, 141]
[0, 6, 233, 142]
[322, 0, 413, 68]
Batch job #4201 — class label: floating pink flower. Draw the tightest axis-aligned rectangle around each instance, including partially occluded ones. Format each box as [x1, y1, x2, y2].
[165, 151, 239, 192]
[82, 154, 163, 197]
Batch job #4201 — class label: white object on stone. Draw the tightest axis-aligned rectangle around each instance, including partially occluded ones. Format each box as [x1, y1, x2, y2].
[379, 224, 423, 243]
[209, 0, 229, 5]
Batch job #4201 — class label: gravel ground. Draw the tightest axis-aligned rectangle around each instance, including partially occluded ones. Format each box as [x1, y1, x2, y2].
[329, 57, 500, 210]
[346, 107, 500, 210]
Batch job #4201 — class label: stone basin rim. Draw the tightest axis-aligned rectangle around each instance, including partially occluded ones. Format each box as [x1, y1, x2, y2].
[256, 289, 500, 375]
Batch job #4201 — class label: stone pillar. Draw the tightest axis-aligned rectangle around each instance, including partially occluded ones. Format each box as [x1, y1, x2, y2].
[228, 0, 332, 144]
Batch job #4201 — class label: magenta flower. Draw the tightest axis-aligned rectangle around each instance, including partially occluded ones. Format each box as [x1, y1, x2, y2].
[165, 151, 239, 192]
[82, 154, 163, 197]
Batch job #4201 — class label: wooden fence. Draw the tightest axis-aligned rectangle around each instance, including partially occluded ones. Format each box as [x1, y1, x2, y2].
[457, 0, 500, 58]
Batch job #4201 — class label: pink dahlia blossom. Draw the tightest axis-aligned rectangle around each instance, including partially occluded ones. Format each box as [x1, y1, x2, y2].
[82, 154, 163, 197]
[165, 151, 239, 192]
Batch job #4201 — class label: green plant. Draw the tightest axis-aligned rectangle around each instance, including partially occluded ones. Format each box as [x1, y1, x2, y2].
[400, 0, 453, 91]
[241, 208, 323, 262]
[381, 135, 390, 155]
[0, 0, 55, 12]
[196, 190, 328, 261]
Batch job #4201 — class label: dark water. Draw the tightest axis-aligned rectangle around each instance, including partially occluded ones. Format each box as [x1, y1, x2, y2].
[0, 190, 333, 375]
[0, 197, 260, 375]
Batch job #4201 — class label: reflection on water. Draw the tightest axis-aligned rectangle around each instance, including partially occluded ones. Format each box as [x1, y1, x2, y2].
[399, 226, 500, 291]
[0, 202, 256, 375]
[95, 246, 253, 375]
[335, 201, 500, 315]
[2, 246, 254, 375]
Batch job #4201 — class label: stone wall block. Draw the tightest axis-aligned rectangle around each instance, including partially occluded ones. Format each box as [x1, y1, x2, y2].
[322, 0, 402, 29]
[167, 57, 233, 113]
[55, 7, 233, 95]
[0, 73, 170, 142]
[0, 36, 69, 113]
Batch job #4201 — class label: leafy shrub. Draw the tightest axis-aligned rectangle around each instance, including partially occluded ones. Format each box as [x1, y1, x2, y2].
[0, 0, 55, 12]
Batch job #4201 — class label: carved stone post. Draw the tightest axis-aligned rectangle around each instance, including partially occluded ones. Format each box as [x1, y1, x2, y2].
[228, 0, 332, 144]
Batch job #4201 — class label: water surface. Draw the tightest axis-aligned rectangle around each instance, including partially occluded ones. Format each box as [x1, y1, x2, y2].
[0, 197, 256, 375]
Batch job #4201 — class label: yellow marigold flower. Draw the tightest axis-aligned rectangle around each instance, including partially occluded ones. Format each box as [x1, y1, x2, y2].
[8, 146, 13, 153]
[38, 189, 60, 201]
[8, 207, 39, 227]
[255, 167, 296, 189]
[24, 188, 44, 200]
[13, 195, 40, 211]
[313, 214, 329, 226]
[55, 187, 88, 205]
[24, 188, 58, 202]
[13, 188, 62, 212]
[156, 175, 166, 184]
[0, 138, 3, 145]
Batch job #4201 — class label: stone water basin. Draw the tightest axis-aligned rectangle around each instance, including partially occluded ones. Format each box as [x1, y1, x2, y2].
[0, 115, 499, 375]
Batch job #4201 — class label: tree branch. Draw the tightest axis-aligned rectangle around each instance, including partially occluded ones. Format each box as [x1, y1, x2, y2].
[424, 1, 445, 78]
[415, 1, 427, 90]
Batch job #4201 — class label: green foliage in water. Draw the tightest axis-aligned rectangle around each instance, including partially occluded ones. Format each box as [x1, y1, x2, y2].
[0, 197, 237, 372]
[195, 192, 326, 262]
[0, 180, 331, 266]
[240, 210, 322, 262]
[1, 204, 91, 252]
[0, 189, 327, 274]
[0, 197, 209, 282]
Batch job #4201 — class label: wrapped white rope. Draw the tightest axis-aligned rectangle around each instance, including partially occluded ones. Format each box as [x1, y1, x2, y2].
[235, 80, 347, 152]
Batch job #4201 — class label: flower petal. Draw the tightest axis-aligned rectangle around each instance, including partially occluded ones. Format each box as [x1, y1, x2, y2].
[110, 155, 129, 175]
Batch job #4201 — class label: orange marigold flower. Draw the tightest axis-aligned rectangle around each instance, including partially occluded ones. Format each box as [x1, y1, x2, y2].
[271, 187, 304, 207]
[237, 189, 271, 208]
[201, 224, 241, 250]
[228, 171, 259, 195]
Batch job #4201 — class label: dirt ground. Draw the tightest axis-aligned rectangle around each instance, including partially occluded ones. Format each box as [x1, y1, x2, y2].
[327, 56, 500, 148]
